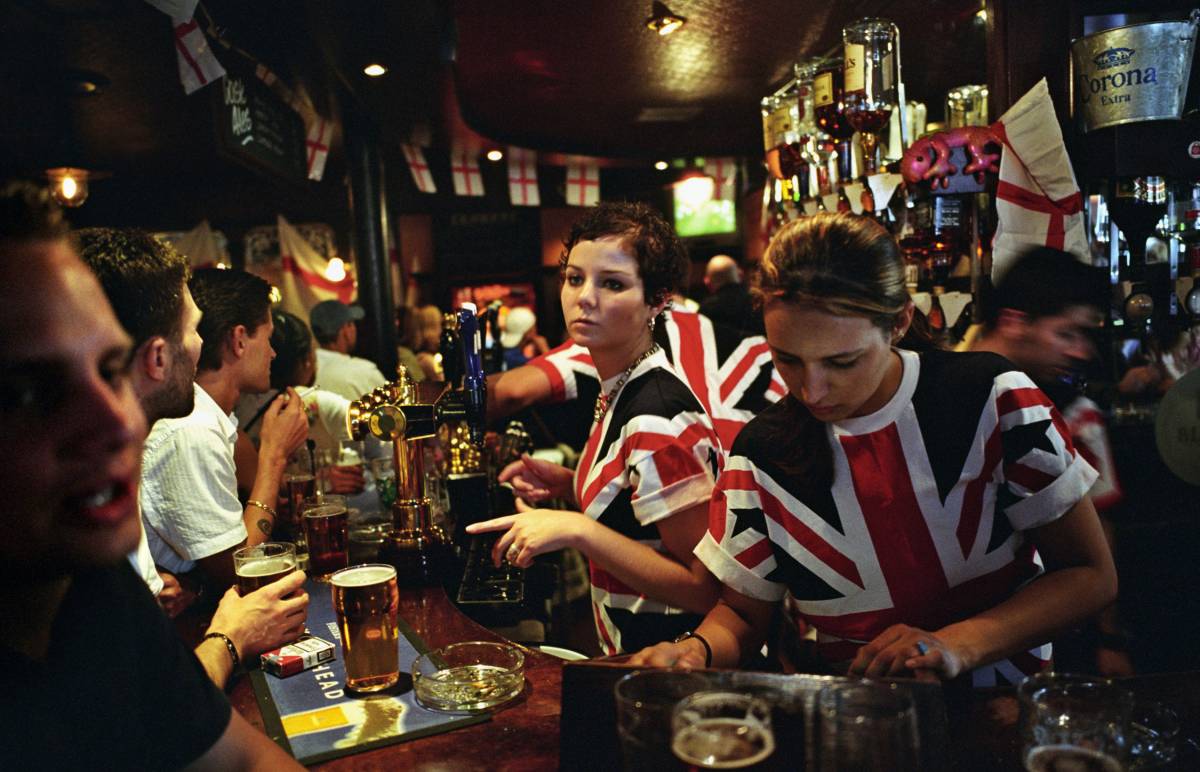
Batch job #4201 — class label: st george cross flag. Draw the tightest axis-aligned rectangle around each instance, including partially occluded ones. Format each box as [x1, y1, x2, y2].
[143, 0, 198, 19]
[507, 147, 540, 207]
[565, 158, 600, 207]
[990, 78, 1089, 280]
[704, 157, 737, 201]
[171, 18, 225, 95]
[305, 115, 331, 181]
[450, 148, 485, 197]
[173, 219, 223, 269]
[277, 215, 355, 320]
[402, 144, 437, 194]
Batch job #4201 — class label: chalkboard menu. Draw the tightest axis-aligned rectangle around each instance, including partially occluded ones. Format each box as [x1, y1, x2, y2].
[213, 66, 306, 183]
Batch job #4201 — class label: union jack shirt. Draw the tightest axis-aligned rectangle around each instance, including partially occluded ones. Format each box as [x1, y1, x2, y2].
[527, 309, 787, 450]
[696, 350, 1098, 687]
[576, 348, 722, 654]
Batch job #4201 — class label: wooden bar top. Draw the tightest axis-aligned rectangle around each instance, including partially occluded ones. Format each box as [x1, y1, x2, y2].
[227, 585, 565, 771]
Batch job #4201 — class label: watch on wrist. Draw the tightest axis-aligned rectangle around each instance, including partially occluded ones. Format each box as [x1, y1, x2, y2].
[671, 630, 713, 668]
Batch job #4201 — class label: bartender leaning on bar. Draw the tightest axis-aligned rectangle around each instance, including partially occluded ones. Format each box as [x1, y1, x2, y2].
[632, 212, 1117, 687]
[469, 202, 723, 655]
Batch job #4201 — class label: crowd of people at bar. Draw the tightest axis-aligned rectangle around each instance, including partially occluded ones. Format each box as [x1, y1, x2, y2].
[3, 177, 1125, 764]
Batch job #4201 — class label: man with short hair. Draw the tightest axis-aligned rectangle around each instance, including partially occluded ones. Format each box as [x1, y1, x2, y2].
[141, 266, 308, 592]
[971, 246, 1129, 675]
[309, 298, 387, 399]
[0, 180, 300, 769]
[698, 254, 763, 335]
[79, 228, 309, 688]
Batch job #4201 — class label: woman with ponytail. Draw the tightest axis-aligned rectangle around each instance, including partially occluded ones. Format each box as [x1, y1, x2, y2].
[632, 213, 1116, 686]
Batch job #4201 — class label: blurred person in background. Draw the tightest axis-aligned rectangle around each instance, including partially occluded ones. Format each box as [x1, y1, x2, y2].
[499, 305, 550, 370]
[309, 299, 387, 399]
[699, 254, 764, 336]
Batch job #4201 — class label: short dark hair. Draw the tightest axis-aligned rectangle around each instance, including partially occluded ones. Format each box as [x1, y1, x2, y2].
[560, 201, 688, 305]
[189, 267, 272, 373]
[270, 310, 313, 389]
[983, 247, 1109, 328]
[75, 228, 190, 350]
[0, 180, 68, 244]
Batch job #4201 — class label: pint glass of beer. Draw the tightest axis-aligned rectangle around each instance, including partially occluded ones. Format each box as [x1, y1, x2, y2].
[302, 497, 349, 579]
[331, 564, 400, 693]
[233, 542, 298, 595]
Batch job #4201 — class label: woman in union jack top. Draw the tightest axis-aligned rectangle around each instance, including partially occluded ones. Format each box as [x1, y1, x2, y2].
[632, 212, 1117, 686]
[468, 203, 724, 654]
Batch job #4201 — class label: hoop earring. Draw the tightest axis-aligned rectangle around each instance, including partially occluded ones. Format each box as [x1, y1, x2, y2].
[648, 316, 656, 333]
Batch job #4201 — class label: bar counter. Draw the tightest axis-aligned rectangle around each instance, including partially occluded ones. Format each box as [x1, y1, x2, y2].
[214, 586, 1200, 769]
[228, 585, 564, 770]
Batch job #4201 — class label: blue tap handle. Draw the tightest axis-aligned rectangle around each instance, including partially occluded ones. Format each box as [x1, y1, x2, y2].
[458, 305, 487, 445]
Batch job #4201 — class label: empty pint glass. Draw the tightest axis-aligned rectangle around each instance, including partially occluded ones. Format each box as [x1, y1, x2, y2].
[302, 496, 349, 579]
[331, 564, 400, 693]
[233, 542, 297, 595]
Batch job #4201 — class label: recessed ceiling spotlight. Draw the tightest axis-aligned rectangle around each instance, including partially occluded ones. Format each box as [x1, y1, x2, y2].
[363, 63, 388, 77]
[654, 160, 669, 170]
[486, 149, 504, 162]
[645, 1, 686, 36]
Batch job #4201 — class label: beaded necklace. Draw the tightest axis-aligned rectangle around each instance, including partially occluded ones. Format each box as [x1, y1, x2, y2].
[593, 343, 660, 422]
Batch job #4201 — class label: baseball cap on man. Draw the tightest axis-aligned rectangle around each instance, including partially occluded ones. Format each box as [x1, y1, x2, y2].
[309, 299, 364, 342]
[500, 306, 536, 349]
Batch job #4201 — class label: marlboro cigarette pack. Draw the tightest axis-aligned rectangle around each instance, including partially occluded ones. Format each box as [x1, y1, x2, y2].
[261, 635, 336, 678]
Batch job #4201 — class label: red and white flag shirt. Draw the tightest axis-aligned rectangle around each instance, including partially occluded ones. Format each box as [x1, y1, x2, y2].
[696, 349, 1098, 687]
[575, 349, 722, 655]
[526, 309, 786, 450]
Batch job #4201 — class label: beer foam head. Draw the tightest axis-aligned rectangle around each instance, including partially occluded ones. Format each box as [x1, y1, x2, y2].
[332, 564, 396, 587]
[238, 556, 293, 577]
[304, 504, 346, 519]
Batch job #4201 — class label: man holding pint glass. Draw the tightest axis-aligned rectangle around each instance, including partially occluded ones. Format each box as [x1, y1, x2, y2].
[78, 227, 309, 689]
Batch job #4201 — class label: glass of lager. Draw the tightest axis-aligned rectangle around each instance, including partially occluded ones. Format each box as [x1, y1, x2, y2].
[302, 495, 349, 580]
[671, 691, 776, 770]
[330, 564, 400, 693]
[233, 542, 298, 595]
[1018, 672, 1131, 771]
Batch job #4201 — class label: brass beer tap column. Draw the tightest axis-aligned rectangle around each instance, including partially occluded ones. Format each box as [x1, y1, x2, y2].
[347, 305, 487, 585]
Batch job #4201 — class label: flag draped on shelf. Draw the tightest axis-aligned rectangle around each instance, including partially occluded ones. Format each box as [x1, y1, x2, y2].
[173, 220, 224, 268]
[305, 116, 331, 181]
[450, 148, 485, 197]
[565, 158, 600, 207]
[990, 78, 1089, 279]
[507, 147, 540, 207]
[402, 144, 437, 194]
[277, 215, 355, 319]
[704, 157, 737, 200]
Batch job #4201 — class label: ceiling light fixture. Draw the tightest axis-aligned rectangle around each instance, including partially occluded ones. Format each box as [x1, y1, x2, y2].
[486, 149, 504, 162]
[363, 63, 388, 77]
[645, 1, 686, 36]
[654, 160, 669, 170]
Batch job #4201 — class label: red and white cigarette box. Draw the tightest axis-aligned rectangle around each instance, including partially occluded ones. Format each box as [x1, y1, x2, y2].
[260, 635, 336, 678]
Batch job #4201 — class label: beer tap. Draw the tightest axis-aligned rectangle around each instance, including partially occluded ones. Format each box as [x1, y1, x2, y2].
[459, 303, 488, 446]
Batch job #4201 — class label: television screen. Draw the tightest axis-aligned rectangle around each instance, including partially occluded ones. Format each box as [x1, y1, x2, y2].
[673, 178, 737, 238]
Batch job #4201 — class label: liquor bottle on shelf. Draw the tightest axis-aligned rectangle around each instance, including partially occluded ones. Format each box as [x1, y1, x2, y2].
[928, 285, 947, 333]
[843, 17, 899, 176]
[814, 56, 856, 183]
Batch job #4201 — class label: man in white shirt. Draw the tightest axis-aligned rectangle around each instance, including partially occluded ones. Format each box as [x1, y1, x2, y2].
[79, 229, 309, 687]
[309, 299, 387, 400]
[141, 267, 308, 592]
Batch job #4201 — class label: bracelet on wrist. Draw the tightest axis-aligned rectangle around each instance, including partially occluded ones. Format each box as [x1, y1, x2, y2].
[672, 630, 713, 668]
[246, 499, 278, 519]
[203, 631, 241, 671]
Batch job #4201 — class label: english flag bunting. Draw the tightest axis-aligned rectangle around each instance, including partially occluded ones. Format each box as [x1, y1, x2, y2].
[305, 116, 331, 182]
[990, 78, 1089, 279]
[565, 158, 600, 207]
[277, 215, 355, 319]
[171, 18, 225, 95]
[402, 143, 437, 194]
[450, 148, 485, 197]
[507, 147, 540, 206]
[704, 157, 737, 200]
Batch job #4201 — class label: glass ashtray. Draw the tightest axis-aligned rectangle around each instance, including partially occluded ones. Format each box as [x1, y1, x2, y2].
[412, 641, 525, 712]
[1129, 701, 1179, 770]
